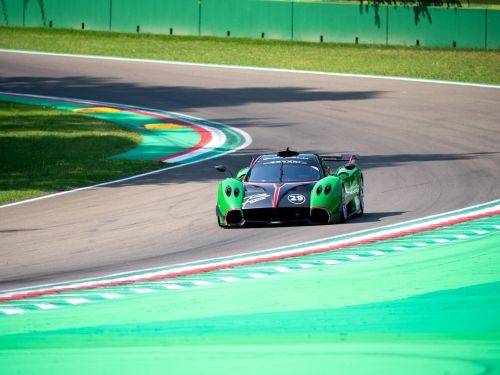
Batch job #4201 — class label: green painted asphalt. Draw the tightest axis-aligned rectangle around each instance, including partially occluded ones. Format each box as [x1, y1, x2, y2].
[1, 232, 499, 374]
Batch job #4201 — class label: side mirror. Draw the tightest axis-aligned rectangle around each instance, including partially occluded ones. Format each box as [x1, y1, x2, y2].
[215, 165, 234, 177]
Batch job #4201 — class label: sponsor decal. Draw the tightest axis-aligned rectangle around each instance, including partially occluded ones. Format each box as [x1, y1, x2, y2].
[288, 193, 306, 205]
[243, 193, 271, 208]
[263, 160, 308, 165]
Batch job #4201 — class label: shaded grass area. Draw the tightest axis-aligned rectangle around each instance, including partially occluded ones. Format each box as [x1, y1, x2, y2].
[1, 27, 499, 85]
[0, 101, 162, 205]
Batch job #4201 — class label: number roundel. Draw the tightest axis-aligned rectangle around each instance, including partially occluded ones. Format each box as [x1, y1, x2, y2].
[288, 193, 306, 205]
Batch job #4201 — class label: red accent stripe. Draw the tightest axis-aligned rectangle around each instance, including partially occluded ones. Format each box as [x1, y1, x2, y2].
[0, 209, 498, 303]
[272, 184, 280, 208]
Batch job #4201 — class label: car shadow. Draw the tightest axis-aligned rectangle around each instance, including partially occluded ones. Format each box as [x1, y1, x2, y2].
[220, 211, 405, 229]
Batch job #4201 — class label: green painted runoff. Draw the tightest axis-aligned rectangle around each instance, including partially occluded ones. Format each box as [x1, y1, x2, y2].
[1, 231, 499, 374]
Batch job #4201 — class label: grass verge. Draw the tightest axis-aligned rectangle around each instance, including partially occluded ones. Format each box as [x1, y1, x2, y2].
[0, 101, 162, 205]
[1, 27, 499, 85]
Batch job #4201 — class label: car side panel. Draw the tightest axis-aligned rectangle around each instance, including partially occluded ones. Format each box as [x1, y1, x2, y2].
[310, 176, 343, 222]
[216, 178, 244, 218]
[336, 165, 363, 215]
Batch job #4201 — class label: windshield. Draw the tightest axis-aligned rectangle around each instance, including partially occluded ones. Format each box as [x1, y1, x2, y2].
[246, 157, 322, 183]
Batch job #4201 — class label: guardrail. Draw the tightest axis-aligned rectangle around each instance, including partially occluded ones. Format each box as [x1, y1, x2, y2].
[2, 0, 499, 49]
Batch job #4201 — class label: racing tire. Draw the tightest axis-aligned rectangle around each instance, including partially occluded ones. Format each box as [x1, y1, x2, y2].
[356, 178, 365, 216]
[217, 216, 226, 228]
[339, 186, 348, 223]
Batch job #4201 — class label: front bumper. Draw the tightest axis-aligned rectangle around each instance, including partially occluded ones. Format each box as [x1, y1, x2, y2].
[220, 207, 332, 226]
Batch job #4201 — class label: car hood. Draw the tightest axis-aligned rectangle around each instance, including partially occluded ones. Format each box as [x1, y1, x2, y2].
[242, 182, 316, 209]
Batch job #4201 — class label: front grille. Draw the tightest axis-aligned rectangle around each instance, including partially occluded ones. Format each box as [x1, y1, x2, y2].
[243, 208, 310, 223]
[310, 208, 330, 224]
[226, 210, 243, 225]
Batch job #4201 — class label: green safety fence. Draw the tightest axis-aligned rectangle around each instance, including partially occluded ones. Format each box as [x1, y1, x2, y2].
[1, 0, 23, 26]
[292, 2, 387, 44]
[488, 9, 500, 48]
[23, 0, 110, 30]
[110, 0, 199, 35]
[388, 6, 487, 48]
[201, 0, 292, 40]
[1, 0, 499, 49]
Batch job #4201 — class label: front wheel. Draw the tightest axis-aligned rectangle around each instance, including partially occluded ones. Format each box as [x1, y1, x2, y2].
[339, 186, 347, 223]
[217, 216, 226, 228]
[356, 178, 364, 216]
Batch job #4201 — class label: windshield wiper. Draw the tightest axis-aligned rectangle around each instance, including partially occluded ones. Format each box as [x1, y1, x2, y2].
[279, 162, 284, 183]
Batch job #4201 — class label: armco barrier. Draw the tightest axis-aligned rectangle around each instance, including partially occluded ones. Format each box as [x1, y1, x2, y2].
[1, 0, 499, 50]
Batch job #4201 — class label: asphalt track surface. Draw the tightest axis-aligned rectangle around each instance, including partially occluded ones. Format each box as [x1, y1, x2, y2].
[1, 51, 499, 291]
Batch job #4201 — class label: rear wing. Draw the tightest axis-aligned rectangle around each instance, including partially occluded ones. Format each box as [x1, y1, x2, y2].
[321, 153, 360, 165]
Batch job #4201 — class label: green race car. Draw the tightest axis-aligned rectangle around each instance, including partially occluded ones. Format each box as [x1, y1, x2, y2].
[215, 149, 364, 227]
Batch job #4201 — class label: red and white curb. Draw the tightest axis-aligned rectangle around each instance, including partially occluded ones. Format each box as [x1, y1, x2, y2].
[0, 200, 499, 315]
